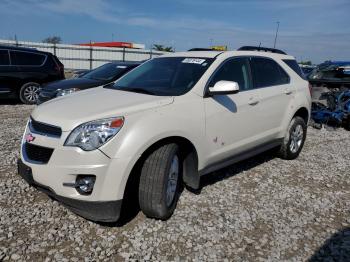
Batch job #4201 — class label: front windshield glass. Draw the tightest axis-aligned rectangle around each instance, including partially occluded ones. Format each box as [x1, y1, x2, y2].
[83, 63, 131, 81]
[111, 57, 214, 96]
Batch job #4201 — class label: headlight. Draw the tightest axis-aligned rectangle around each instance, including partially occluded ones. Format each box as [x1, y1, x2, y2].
[64, 117, 124, 151]
[56, 88, 80, 97]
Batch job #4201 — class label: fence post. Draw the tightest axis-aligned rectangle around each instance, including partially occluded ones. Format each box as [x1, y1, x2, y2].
[15, 35, 19, 47]
[122, 47, 125, 62]
[150, 49, 153, 59]
[89, 41, 93, 70]
[53, 43, 56, 56]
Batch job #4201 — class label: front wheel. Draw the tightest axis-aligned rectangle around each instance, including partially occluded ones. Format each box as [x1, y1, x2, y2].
[138, 143, 182, 220]
[278, 116, 307, 160]
[19, 82, 41, 104]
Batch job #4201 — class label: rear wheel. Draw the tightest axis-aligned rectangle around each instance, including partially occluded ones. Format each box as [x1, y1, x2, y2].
[19, 82, 41, 104]
[278, 116, 307, 160]
[344, 117, 350, 131]
[138, 143, 182, 220]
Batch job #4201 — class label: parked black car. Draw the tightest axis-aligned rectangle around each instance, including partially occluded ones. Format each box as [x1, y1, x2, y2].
[38, 61, 142, 104]
[0, 45, 64, 104]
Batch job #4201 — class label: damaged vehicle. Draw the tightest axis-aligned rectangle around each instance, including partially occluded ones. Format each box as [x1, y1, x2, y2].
[18, 47, 311, 222]
[311, 90, 350, 130]
[309, 61, 350, 88]
[309, 61, 350, 130]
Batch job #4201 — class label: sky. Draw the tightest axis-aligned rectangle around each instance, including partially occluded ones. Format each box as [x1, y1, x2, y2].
[0, 0, 349, 64]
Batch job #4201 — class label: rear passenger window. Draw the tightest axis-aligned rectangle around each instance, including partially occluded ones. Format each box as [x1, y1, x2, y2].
[283, 59, 305, 79]
[0, 50, 10, 65]
[251, 57, 290, 88]
[210, 58, 252, 91]
[10, 51, 46, 66]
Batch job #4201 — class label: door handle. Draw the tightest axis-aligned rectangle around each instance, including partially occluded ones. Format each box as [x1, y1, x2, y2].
[248, 99, 259, 106]
[284, 89, 293, 95]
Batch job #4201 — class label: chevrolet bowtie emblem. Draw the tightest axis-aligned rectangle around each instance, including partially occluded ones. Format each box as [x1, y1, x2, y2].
[25, 133, 36, 143]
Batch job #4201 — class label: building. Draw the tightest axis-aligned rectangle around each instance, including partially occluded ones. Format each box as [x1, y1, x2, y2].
[78, 41, 145, 49]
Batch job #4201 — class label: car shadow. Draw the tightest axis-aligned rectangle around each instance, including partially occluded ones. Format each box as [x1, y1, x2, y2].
[100, 148, 277, 227]
[198, 148, 276, 192]
[212, 95, 237, 113]
[0, 98, 21, 105]
[309, 227, 350, 261]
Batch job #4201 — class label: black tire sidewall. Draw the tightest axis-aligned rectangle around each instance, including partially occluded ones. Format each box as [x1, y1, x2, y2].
[159, 146, 182, 219]
[19, 82, 40, 104]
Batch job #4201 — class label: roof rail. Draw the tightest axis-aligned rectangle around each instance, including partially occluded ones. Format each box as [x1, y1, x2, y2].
[238, 46, 287, 55]
[0, 44, 38, 52]
[188, 48, 216, 51]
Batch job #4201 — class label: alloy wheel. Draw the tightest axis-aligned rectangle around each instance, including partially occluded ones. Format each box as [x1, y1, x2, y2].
[166, 155, 179, 207]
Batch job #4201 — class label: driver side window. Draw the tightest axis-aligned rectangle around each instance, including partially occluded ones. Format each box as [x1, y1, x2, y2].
[210, 57, 252, 91]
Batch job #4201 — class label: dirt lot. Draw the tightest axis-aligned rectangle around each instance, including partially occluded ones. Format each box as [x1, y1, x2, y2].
[0, 103, 349, 261]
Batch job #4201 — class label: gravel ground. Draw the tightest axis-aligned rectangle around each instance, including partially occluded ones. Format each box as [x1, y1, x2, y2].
[0, 103, 349, 261]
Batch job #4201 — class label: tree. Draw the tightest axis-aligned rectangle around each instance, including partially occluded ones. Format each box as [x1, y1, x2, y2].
[42, 36, 62, 44]
[299, 60, 312, 66]
[153, 44, 174, 52]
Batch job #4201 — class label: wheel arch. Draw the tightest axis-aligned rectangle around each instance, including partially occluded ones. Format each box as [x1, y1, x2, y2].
[122, 136, 200, 202]
[292, 107, 309, 124]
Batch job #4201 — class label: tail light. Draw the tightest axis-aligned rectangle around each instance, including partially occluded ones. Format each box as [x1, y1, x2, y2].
[54, 63, 64, 72]
[53, 56, 64, 77]
[308, 82, 312, 96]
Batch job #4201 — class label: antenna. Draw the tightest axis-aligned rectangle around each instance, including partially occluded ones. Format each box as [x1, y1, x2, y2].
[273, 22, 280, 48]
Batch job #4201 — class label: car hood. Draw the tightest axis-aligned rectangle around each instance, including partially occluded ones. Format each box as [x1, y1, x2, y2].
[32, 87, 174, 131]
[42, 78, 105, 91]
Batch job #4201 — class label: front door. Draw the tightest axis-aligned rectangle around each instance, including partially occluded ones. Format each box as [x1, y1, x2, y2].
[204, 57, 263, 166]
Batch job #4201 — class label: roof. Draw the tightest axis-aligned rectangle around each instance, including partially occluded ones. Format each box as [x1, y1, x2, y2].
[0, 44, 51, 55]
[109, 61, 143, 65]
[322, 61, 350, 66]
[161, 51, 224, 58]
[160, 50, 294, 60]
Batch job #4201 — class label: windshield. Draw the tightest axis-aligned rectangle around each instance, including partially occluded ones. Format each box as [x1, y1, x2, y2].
[110, 57, 214, 96]
[83, 63, 133, 81]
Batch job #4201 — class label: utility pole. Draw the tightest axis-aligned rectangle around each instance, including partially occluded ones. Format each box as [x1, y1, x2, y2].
[15, 34, 18, 46]
[210, 38, 213, 47]
[273, 21, 280, 49]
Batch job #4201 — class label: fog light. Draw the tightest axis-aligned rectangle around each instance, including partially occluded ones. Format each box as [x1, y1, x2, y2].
[75, 175, 96, 195]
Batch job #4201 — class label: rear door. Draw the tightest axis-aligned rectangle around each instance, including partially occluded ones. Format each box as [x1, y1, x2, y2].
[249, 57, 292, 138]
[0, 49, 19, 95]
[10, 50, 48, 84]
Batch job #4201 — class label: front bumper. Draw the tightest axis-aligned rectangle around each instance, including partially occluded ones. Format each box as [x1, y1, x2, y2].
[18, 159, 122, 222]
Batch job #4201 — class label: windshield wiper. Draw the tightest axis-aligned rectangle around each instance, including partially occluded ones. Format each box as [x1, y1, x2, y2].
[120, 87, 156, 95]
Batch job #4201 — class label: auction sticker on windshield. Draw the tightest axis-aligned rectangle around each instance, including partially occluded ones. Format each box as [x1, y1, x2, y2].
[182, 58, 206, 64]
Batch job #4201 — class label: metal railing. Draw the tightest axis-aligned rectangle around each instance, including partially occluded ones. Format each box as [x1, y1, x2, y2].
[0, 39, 166, 70]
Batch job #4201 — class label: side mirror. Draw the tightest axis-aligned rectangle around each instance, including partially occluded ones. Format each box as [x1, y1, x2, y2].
[208, 80, 240, 96]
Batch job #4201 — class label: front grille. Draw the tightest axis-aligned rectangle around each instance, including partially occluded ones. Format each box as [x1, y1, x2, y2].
[29, 117, 62, 138]
[25, 143, 54, 164]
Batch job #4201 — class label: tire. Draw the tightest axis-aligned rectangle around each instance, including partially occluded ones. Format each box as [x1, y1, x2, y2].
[138, 143, 182, 220]
[278, 116, 307, 160]
[19, 82, 41, 104]
[344, 117, 350, 131]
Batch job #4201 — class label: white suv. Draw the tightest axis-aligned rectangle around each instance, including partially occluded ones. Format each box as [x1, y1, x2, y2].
[18, 46, 311, 222]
